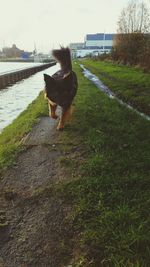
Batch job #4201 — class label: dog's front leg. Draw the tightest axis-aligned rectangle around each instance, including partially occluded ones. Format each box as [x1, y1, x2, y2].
[48, 100, 58, 119]
[57, 106, 71, 130]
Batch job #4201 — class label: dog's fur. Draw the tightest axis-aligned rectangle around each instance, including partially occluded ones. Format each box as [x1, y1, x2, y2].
[44, 47, 78, 130]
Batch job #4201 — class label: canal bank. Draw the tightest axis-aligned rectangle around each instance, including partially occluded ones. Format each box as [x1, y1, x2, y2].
[0, 73, 73, 266]
[0, 62, 149, 266]
[0, 61, 56, 89]
[0, 63, 59, 132]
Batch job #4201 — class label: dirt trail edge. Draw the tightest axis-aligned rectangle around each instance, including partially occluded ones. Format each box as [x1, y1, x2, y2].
[0, 116, 74, 267]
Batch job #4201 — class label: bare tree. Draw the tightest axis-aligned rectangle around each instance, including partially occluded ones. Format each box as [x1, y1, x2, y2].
[118, 0, 150, 33]
[112, 0, 150, 69]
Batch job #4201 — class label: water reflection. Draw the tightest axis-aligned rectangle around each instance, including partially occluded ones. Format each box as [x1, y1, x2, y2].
[80, 64, 150, 121]
[0, 64, 59, 132]
[0, 62, 44, 74]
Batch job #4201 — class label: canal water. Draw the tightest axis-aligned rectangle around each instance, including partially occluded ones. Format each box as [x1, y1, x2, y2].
[0, 63, 59, 132]
[0, 62, 44, 74]
[80, 64, 150, 121]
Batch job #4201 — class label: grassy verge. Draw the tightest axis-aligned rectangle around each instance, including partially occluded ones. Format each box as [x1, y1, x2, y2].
[57, 63, 150, 266]
[0, 62, 150, 266]
[79, 59, 150, 116]
[0, 91, 48, 171]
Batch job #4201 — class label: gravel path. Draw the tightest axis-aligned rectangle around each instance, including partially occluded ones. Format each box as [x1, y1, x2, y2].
[0, 116, 73, 267]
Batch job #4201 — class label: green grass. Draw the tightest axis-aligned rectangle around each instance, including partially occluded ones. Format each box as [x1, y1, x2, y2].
[79, 59, 150, 116]
[0, 61, 150, 266]
[58, 62, 150, 266]
[0, 91, 48, 171]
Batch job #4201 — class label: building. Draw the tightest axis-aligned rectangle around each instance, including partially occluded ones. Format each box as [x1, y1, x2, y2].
[2, 44, 24, 58]
[85, 33, 115, 51]
[69, 43, 85, 58]
[69, 33, 116, 58]
[0, 50, 6, 58]
[2, 44, 32, 59]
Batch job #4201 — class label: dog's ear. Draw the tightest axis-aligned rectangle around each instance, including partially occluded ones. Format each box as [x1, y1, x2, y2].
[43, 74, 55, 83]
[63, 72, 72, 81]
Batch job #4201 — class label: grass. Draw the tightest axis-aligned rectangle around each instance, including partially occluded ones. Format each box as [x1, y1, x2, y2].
[57, 62, 150, 266]
[79, 59, 150, 116]
[0, 61, 150, 266]
[0, 91, 48, 171]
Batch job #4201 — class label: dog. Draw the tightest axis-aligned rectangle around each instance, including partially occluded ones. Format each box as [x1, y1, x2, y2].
[44, 47, 78, 130]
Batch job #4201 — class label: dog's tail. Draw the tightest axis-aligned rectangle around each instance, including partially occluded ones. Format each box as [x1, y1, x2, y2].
[52, 47, 72, 72]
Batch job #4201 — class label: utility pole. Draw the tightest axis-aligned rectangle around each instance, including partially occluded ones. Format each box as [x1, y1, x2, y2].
[103, 32, 105, 53]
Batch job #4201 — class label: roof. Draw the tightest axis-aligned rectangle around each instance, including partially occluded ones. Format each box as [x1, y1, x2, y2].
[86, 33, 116, 41]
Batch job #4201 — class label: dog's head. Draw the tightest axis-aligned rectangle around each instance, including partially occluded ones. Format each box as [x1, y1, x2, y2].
[44, 68, 78, 108]
[44, 72, 72, 90]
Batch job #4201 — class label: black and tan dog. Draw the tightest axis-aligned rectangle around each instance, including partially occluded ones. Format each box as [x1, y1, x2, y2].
[44, 47, 78, 130]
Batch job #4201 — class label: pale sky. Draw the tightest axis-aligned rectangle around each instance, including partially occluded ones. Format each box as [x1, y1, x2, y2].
[0, 0, 150, 53]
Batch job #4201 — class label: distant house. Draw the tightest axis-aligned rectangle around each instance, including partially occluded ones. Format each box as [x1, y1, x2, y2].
[2, 44, 32, 59]
[69, 33, 116, 58]
[2, 44, 24, 58]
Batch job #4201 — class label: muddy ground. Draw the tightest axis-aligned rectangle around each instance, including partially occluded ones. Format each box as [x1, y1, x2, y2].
[0, 117, 75, 267]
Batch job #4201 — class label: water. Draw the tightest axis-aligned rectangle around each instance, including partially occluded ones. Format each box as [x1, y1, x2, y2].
[0, 63, 59, 132]
[0, 62, 44, 75]
[80, 64, 150, 121]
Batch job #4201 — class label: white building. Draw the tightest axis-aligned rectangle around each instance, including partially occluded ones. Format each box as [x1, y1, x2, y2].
[69, 43, 85, 58]
[85, 33, 115, 50]
[75, 48, 100, 58]
[69, 33, 116, 58]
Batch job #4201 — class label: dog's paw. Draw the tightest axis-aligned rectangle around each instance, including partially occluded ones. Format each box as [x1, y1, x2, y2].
[57, 127, 64, 131]
[57, 124, 64, 131]
[50, 113, 58, 120]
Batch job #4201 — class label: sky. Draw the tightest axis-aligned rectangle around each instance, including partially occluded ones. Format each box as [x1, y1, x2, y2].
[0, 0, 150, 53]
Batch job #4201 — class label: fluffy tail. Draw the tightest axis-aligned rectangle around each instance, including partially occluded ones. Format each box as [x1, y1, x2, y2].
[52, 47, 72, 72]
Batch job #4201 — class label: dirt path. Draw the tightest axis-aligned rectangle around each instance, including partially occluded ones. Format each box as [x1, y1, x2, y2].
[0, 116, 73, 267]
